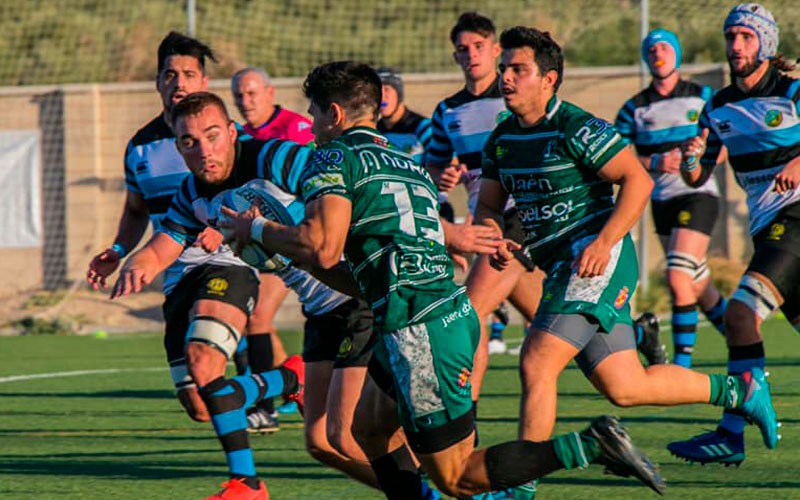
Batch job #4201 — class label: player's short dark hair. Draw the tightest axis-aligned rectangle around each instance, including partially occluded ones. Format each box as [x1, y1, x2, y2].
[500, 26, 564, 92]
[170, 92, 231, 128]
[157, 31, 217, 74]
[303, 61, 382, 120]
[450, 12, 496, 45]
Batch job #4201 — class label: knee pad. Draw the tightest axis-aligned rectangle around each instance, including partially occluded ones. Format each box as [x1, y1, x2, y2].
[694, 258, 710, 283]
[666, 251, 701, 279]
[169, 358, 195, 391]
[731, 274, 780, 321]
[186, 316, 242, 360]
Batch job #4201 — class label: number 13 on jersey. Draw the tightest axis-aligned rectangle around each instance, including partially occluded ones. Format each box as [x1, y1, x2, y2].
[381, 181, 445, 245]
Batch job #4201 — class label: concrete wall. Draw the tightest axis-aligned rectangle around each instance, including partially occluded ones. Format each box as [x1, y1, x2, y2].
[0, 64, 752, 304]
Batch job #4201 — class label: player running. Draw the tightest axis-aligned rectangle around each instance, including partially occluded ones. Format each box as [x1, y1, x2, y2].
[615, 28, 728, 367]
[668, 2, 797, 466]
[222, 60, 667, 499]
[479, 26, 778, 476]
[426, 16, 545, 446]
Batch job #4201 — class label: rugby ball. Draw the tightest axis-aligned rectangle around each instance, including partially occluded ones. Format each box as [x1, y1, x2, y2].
[216, 179, 298, 273]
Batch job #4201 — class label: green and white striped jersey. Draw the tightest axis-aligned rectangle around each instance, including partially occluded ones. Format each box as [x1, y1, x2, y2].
[482, 96, 626, 273]
[301, 126, 463, 333]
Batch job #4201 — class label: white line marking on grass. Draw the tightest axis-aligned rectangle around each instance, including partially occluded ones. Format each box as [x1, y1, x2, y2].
[0, 367, 163, 384]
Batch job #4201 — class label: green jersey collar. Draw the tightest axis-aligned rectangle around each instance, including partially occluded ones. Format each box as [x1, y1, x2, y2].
[545, 95, 562, 121]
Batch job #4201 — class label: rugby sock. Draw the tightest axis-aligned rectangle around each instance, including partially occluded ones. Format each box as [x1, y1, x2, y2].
[233, 336, 250, 376]
[370, 446, 423, 500]
[672, 304, 698, 368]
[490, 321, 505, 341]
[553, 431, 600, 470]
[484, 440, 564, 490]
[708, 374, 747, 409]
[248, 333, 275, 413]
[702, 296, 727, 336]
[199, 369, 293, 485]
[719, 343, 765, 435]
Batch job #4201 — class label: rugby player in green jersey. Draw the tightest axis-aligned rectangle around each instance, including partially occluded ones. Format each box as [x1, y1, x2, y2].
[481, 26, 778, 459]
[223, 61, 667, 498]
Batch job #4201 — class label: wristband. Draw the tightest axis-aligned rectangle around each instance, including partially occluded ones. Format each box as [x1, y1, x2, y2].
[250, 217, 268, 245]
[680, 156, 699, 172]
[649, 153, 661, 172]
[111, 243, 127, 258]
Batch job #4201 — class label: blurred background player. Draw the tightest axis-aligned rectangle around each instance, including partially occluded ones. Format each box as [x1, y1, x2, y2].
[376, 67, 431, 166]
[425, 16, 545, 444]
[615, 28, 728, 367]
[232, 67, 314, 144]
[230, 66, 315, 432]
[669, 2, 797, 466]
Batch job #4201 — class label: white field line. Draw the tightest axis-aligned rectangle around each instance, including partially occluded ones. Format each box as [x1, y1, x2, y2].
[0, 367, 163, 384]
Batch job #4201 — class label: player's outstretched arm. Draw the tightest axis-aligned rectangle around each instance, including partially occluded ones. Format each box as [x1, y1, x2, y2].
[110, 233, 184, 299]
[441, 214, 502, 256]
[577, 147, 653, 278]
[87, 191, 150, 290]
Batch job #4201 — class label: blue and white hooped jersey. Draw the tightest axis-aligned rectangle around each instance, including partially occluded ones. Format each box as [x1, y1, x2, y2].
[615, 80, 718, 201]
[377, 108, 432, 165]
[124, 115, 195, 293]
[161, 138, 351, 314]
[428, 79, 511, 212]
[699, 67, 800, 235]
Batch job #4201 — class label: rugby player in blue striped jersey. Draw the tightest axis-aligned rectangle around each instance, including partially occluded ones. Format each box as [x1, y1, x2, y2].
[615, 29, 728, 368]
[669, 3, 797, 466]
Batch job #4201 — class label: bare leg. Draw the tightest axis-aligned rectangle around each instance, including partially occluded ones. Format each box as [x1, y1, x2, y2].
[304, 361, 378, 487]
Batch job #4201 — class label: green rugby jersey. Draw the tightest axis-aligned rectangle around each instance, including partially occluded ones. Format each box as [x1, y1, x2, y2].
[301, 126, 463, 333]
[482, 96, 626, 272]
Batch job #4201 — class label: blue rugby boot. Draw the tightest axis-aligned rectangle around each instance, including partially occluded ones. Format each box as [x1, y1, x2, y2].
[740, 368, 780, 449]
[667, 429, 745, 466]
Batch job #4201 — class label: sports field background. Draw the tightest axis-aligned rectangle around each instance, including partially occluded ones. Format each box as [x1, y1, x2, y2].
[1, 320, 798, 499]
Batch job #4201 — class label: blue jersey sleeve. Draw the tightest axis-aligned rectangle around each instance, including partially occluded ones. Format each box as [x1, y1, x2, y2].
[256, 139, 314, 195]
[698, 101, 722, 169]
[159, 178, 204, 246]
[426, 101, 454, 165]
[614, 98, 637, 146]
[123, 140, 142, 194]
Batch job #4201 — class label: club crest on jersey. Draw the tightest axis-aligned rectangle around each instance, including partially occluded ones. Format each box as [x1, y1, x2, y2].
[457, 367, 472, 394]
[337, 337, 353, 357]
[768, 223, 785, 241]
[765, 110, 783, 128]
[686, 109, 700, 123]
[678, 210, 691, 226]
[614, 286, 629, 309]
[495, 145, 508, 158]
[206, 278, 229, 296]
